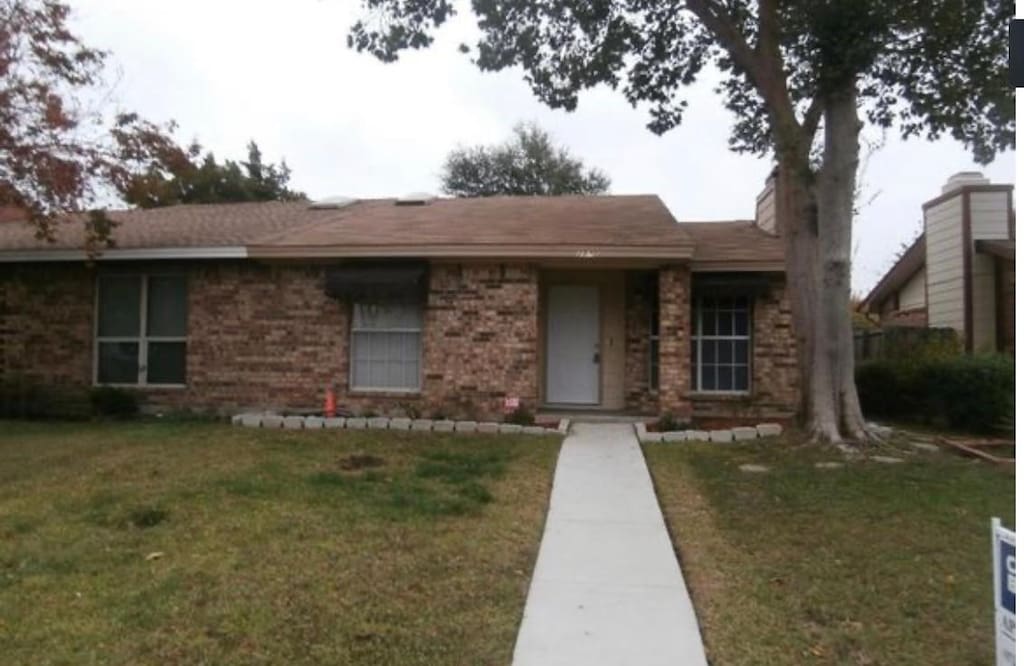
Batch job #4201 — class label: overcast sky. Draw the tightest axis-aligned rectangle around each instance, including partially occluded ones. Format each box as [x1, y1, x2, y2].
[71, 0, 1015, 295]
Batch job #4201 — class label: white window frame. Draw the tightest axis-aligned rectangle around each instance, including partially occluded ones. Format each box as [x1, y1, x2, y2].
[349, 302, 423, 393]
[93, 273, 188, 388]
[691, 294, 751, 395]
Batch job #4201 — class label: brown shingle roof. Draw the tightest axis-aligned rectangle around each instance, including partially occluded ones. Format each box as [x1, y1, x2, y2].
[0, 200, 338, 251]
[247, 195, 694, 259]
[0, 195, 699, 260]
[0, 196, 791, 268]
[680, 220, 784, 270]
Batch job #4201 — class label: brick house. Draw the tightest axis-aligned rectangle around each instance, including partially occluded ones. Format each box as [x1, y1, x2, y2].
[860, 172, 1015, 355]
[0, 191, 799, 425]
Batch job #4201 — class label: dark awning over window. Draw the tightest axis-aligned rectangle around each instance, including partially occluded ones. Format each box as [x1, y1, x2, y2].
[692, 273, 775, 298]
[325, 263, 427, 301]
[976, 239, 1015, 262]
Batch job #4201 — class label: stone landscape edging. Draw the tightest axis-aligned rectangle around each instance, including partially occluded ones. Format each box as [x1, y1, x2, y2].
[635, 421, 784, 444]
[233, 413, 562, 436]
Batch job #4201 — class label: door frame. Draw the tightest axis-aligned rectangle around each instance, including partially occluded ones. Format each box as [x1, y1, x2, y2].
[541, 281, 604, 407]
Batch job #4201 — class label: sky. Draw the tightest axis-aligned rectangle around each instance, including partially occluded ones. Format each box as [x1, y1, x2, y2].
[70, 0, 1015, 296]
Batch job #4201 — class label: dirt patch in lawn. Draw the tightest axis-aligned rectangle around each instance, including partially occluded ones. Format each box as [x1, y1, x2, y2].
[337, 453, 386, 471]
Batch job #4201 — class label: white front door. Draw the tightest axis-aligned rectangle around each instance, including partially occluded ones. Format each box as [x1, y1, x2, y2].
[546, 285, 600, 405]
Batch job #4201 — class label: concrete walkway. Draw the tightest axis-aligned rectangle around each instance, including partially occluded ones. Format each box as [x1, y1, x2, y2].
[512, 423, 708, 666]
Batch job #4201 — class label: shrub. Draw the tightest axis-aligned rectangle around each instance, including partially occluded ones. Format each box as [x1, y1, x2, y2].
[398, 402, 422, 419]
[655, 413, 685, 432]
[504, 404, 535, 426]
[882, 327, 961, 362]
[0, 377, 90, 420]
[89, 386, 140, 419]
[154, 408, 222, 423]
[856, 354, 1014, 434]
[920, 355, 1014, 433]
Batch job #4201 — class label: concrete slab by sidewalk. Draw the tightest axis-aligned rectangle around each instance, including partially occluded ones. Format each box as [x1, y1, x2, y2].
[512, 423, 708, 666]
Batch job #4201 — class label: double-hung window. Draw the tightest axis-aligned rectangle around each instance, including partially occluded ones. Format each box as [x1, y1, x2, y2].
[95, 275, 187, 386]
[691, 295, 751, 393]
[350, 302, 422, 391]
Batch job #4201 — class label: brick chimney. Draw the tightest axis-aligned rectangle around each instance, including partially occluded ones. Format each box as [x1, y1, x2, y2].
[0, 206, 27, 223]
[754, 168, 778, 236]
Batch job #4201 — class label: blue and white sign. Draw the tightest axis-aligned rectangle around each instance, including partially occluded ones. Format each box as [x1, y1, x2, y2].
[992, 518, 1015, 666]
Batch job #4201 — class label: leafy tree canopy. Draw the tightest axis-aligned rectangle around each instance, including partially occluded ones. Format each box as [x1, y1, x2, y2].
[350, 0, 1012, 165]
[441, 122, 610, 197]
[0, 0, 185, 245]
[119, 140, 305, 208]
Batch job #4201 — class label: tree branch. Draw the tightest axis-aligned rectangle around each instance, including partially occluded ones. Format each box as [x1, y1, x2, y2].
[684, 0, 759, 77]
[801, 96, 823, 145]
[755, 0, 780, 60]
[687, 0, 802, 156]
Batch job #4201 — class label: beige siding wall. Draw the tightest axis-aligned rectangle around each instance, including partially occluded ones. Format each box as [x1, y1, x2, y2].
[968, 191, 1010, 352]
[970, 191, 1012, 240]
[898, 268, 927, 310]
[972, 253, 998, 352]
[1001, 263, 1015, 353]
[924, 196, 964, 333]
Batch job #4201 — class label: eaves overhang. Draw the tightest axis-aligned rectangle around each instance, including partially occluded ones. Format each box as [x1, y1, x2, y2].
[0, 246, 248, 263]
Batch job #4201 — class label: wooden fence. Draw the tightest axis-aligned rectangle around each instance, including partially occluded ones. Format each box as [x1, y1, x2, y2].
[853, 326, 960, 364]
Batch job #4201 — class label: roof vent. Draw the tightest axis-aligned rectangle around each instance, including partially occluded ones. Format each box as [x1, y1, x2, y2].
[395, 192, 435, 206]
[309, 196, 358, 209]
[941, 171, 989, 194]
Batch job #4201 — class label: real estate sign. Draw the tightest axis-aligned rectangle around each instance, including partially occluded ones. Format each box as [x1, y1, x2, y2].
[992, 518, 1015, 666]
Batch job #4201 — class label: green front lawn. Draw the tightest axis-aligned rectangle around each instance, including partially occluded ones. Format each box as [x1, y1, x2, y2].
[0, 421, 560, 665]
[645, 437, 1014, 665]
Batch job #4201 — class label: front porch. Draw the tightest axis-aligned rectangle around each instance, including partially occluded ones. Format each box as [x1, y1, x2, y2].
[536, 265, 799, 427]
[535, 408, 656, 425]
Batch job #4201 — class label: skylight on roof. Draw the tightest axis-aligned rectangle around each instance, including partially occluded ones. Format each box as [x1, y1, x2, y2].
[309, 196, 357, 209]
[395, 192, 435, 206]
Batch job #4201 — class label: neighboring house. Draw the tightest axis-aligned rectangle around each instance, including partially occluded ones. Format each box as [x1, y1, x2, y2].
[0, 191, 798, 424]
[861, 172, 1015, 354]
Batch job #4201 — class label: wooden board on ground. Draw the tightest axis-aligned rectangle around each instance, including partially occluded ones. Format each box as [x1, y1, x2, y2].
[937, 437, 1015, 467]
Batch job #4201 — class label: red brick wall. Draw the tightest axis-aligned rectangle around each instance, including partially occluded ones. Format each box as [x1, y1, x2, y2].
[420, 263, 539, 420]
[183, 262, 345, 410]
[624, 271, 658, 414]
[689, 276, 800, 425]
[657, 265, 692, 420]
[1, 260, 539, 420]
[2, 260, 797, 424]
[0, 263, 94, 387]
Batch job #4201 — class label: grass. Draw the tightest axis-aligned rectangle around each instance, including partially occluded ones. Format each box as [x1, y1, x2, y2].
[0, 420, 561, 665]
[645, 435, 1015, 666]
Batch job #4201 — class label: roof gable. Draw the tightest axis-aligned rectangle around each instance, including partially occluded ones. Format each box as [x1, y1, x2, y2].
[860, 235, 926, 312]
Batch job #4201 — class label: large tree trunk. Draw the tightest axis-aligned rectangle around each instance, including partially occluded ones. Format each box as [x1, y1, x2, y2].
[775, 160, 820, 429]
[776, 81, 869, 444]
[814, 82, 868, 442]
